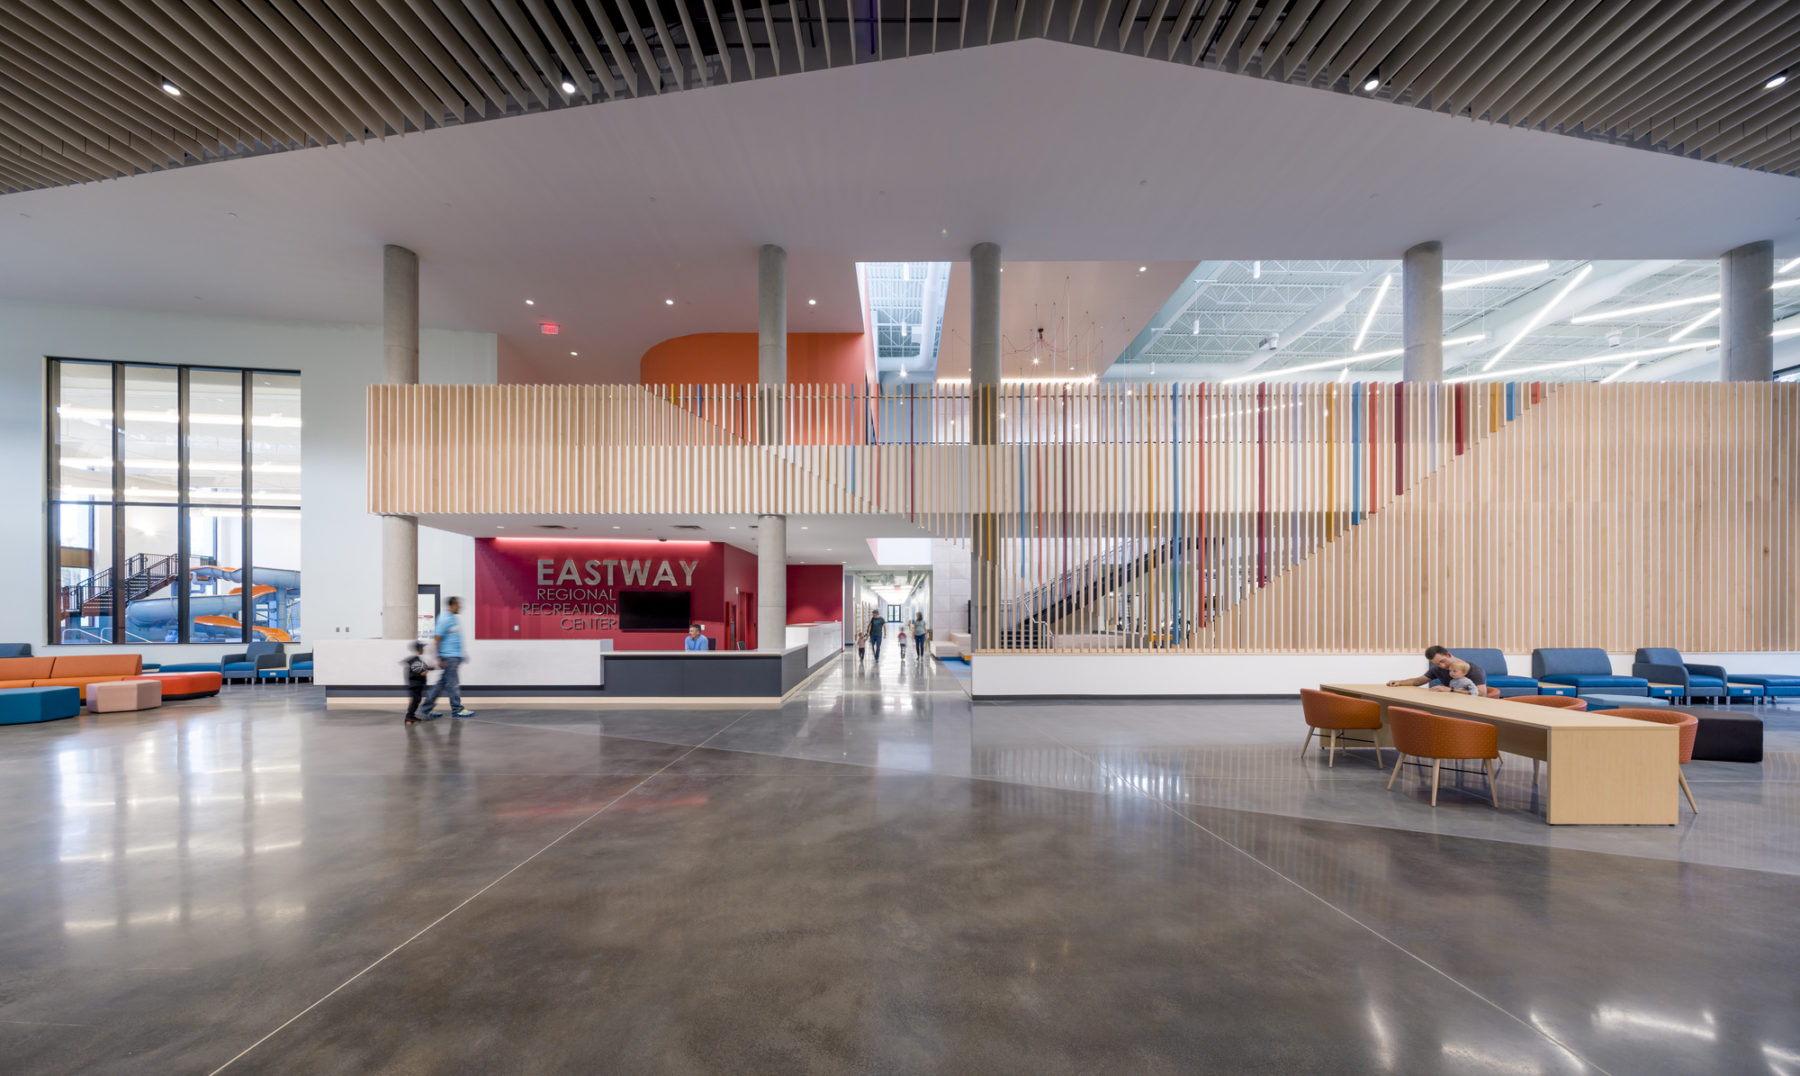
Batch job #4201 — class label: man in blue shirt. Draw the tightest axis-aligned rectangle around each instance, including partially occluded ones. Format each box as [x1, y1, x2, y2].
[419, 597, 474, 718]
[684, 623, 711, 651]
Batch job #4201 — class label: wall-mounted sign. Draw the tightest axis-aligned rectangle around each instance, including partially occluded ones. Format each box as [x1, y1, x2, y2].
[475, 538, 756, 645]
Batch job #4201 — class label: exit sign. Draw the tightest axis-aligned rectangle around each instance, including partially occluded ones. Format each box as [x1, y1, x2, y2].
[539, 321, 560, 335]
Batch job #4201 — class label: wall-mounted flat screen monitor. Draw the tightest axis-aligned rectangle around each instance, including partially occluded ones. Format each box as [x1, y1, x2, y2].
[619, 590, 692, 631]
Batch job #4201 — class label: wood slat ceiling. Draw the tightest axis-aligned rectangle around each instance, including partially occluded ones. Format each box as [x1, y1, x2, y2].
[2, 0, 1797, 195]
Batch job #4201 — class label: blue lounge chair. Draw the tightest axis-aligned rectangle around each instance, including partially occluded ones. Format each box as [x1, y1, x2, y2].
[1632, 648, 1773, 705]
[1531, 648, 1650, 698]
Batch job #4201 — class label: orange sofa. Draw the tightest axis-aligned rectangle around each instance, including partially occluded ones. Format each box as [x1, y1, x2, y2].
[0, 654, 145, 700]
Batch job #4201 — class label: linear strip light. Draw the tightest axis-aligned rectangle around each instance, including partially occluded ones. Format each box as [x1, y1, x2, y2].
[1484, 264, 1593, 370]
[1221, 333, 1487, 384]
[1570, 291, 1718, 323]
[1774, 325, 1800, 340]
[1669, 308, 1721, 342]
[1775, 277, 1800, 290]
[1600, 362, 1639, 383]
[1444, 262, 1551, 291]
[1780, 257, 1800, 275]
[1352, 274, 1392, 351]
[1453, 340, 1715, 383]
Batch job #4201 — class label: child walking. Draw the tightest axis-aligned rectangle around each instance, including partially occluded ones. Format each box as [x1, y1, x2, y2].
[402, 641, 432, 724]
[856, 629, 868, 663]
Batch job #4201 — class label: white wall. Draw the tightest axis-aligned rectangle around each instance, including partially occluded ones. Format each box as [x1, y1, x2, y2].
[0, 301, 495, 655]
[931, 539, 970, 637]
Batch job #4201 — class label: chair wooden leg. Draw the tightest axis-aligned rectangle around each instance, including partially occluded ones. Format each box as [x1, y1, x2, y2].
[1388, 754, 1406, 790]
[1678, 770, 1699, 814]
[1484, 758, 1497, 806]
[1329, 730, 1338, 768]
[1299, 728, 1314, 759]
[1431, 760, 1441, 807]
[1372, 728, 1386, 770]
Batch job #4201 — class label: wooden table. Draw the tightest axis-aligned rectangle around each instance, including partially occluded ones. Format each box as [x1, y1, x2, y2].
[1321, 684, 1678, 825]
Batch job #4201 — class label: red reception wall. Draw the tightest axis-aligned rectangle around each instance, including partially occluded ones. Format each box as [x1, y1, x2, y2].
[787, 565, 844, 623]
[475, 538, 841, 650]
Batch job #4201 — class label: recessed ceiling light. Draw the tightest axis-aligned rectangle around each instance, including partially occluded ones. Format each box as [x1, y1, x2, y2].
[1138, 265, 1147, 272]
[161, 81, 181, 96]
[561, 80, 577, 94]
[1766, 71, 1789, 89]
[728, 525, 736, 529]
[569, 350, 578, 356]
[801, 525, 809, 530]
[1362, 77, 1380, 92]
[808, 298, 817, 305]
[525, 299, 534, 305]
[611, 525, 620, 529]
[664, 298, 674, 305]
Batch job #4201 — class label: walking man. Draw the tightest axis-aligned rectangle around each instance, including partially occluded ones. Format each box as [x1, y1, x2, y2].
[867, 609, 887, 662]
[419, 596, 474, 718]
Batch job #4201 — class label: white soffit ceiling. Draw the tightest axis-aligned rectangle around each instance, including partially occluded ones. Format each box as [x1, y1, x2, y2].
[1, 40, 1797, 383]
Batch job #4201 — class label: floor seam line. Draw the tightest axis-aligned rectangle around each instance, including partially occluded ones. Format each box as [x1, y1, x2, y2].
[204, 709, 760, 1076]
[1049, 734, 1614, 1076]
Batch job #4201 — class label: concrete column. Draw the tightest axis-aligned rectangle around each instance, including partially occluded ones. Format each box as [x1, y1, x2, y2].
[969, 242, 1001, 650]
[758, 244, 787, 383]
[1402, 241, 1443, 381]
[381, 244, 419, 640]
[757, 246, 789, 644]
[757, 514, 786, 651]
[1721, 240, 1774, 381]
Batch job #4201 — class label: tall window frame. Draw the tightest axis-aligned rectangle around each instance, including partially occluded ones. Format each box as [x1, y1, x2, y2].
[46, 358, 302, 645]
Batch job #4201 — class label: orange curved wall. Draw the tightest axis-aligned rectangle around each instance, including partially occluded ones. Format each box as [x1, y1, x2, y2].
[640, 333, 872, 385]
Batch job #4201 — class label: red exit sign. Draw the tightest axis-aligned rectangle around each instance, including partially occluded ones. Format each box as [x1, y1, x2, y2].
[539, 321, 560, 335]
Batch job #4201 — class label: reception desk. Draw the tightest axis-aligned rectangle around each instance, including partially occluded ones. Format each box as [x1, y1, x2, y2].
[316, 629, 840, 708]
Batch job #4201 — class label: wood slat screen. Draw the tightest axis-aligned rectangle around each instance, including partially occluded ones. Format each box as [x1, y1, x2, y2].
[369, 381, 1800, 653]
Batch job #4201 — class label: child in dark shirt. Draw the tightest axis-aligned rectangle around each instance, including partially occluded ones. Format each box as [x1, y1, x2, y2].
[403, 641, 433, 724]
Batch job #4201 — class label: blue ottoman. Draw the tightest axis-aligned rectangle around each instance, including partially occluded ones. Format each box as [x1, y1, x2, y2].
[0, 686, 81, 725]
[1581, 694, 1671, 712]
[159, 662, 221, 674]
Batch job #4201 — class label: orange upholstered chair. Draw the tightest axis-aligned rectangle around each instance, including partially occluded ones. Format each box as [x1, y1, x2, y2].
[1510, 695, 1588, 710]
[1385, 705, 1500, 807]
[1299, 688, 1386, 768]
[1610, 708, 1700, 814]
[1481, 685, 1502, 699]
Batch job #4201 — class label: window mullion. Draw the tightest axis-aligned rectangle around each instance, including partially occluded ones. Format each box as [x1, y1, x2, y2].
[178, 365, 191, 645]
[111, 362, 125, 643]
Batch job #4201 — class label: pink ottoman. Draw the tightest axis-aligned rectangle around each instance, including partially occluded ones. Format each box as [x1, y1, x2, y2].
[87, 679, 163, 713]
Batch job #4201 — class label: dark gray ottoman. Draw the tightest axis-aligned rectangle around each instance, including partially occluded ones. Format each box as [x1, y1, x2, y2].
[1691, 712, 1763, 763]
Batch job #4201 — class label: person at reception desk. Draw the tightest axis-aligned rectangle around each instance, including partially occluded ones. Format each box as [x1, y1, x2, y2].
[684, 624, 712, 651]
[1387, 645, 1486, 696]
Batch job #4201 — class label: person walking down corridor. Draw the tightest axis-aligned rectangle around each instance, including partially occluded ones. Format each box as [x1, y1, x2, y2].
[912, 613, 929, 661]
[419, 596, 474, 718]
[867, 610, 887, 662]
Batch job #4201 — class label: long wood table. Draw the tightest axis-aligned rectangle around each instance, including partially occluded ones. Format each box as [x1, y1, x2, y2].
[1321, 684, 1678, 825]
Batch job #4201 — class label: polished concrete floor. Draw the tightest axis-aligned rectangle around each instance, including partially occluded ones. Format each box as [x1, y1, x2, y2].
[2, 649, 1797, 1074]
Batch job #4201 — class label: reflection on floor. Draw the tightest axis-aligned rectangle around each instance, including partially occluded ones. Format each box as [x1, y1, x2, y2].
[0, 646, 1795, 1074]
